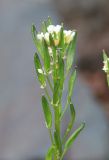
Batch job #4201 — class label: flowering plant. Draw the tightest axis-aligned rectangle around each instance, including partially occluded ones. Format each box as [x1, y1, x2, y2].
[31, 17, 85, 160]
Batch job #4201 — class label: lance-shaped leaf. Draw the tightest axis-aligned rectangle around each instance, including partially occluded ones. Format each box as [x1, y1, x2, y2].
[103, 50, 108, 61]
[64, 122, 85, 152]
[64, 103, 76, 139]
[49, 34, 56, 62]
[46, 16, 52, 26]
[68, 70, 76, 102]
[43, 39, 51, 73]
[53, 81, 60, 106]
[34, 53, 46, 88]
[59, 26, 64, 50]
[54, 131, 62, 154]
[41, 21, 47, 33]
[42, 96, 52, 129]
[31, 24, 44, 58]
[58, 56, 64, 89]
[46, 145, 55, 160]
[66, 31, 77, 71]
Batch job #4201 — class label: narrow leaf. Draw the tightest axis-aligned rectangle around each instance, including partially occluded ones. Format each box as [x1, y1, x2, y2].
[34, 53, 46, 88]
[42, 96, 52, 129]
[66, 32, 77, 71]
[31, 24, 43, 58]
[64, 103, 76, 139]
[59, 26, 64, 51]
[68, 70, 76, 102]
[47, 16, 52, 26]
[103, 50, 108, 61]
[64, 122, 85, 151]
[53, 81, 60, 106]
[46, 145, 55, 160]
[58, 56, 64, 90]
[43, 39, 51, 73]
[41, 21, 47, 33]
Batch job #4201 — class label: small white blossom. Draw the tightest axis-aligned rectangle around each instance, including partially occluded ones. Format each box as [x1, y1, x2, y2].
[37, 32, 44, 40]
[40, 84, 46, 89]
[47, 25, 55, 34]
[64, 30, 75, 44]
[102, 59, 109, 73]
[54, 25, 62, 33]
[47, 25, 62, 34]
[37, 68, 43, 74]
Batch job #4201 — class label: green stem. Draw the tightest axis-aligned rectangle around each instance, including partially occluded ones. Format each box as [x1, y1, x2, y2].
[48, 129, 54, 145]
[54, 108, 62, 159]
[44, 88, 51, 102]
[46, 76, 53, 92]
[60, 149, 66, 160]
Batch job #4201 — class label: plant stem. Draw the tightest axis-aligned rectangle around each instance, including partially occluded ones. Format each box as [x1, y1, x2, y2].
[54, 107, 62, 159]
[44, 88, 51, 102]
[48, 129, 54, 145]
[46, 76, 53, 92]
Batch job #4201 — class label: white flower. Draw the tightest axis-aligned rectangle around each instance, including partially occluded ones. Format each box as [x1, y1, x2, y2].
[40, 84, 46, 89]
[37, 32, 44, 40]
[102, 59, 109, 73]
[37, 68, 43, 74]
[47, 25, 62, 34]
[54, 25, 62, 33]
[64, 30, 75, 44]
[47, 25, 55, 34]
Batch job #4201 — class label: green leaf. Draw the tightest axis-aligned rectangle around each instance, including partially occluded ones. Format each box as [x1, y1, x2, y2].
[68, 70, 76, 102]
[103, 50, 108, 61]
[34, 53, 46, 88]
[43, 39, 51, 73]
[64, 122, 85, 151]
[53, 81, 60, 106]
[54, 131, 62, 154]
[41, 21, 47, 33]
[49, 33, 56, 62]
[42, 96, 52, 129]
[47, 16, 52, 26]
[66, 31, 77, 71]
[31, 24, 44, 58]
[58, 56, 64, 90]
[46, 145, 55, 160]
[59, 26, 64, 50]
[64, 103, 76, 138]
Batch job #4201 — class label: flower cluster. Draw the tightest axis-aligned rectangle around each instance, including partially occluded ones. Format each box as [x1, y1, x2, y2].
[37, 25, 75, 46]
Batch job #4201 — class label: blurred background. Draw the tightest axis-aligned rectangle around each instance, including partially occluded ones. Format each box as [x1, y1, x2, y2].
[0, 0, 109, 159]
